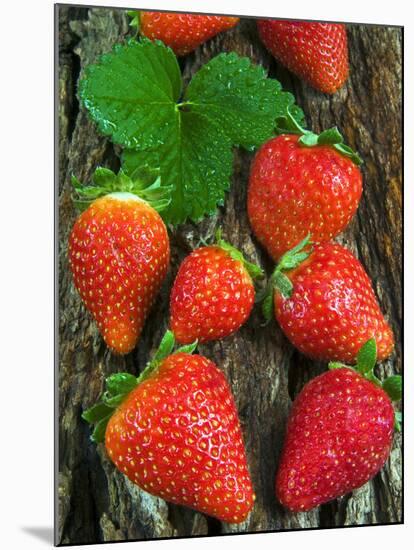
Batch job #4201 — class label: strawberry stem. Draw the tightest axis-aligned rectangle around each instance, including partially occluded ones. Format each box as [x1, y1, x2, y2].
[82, 330, 198, 443]
[276, 108, 362, 166]
[71, 167, 172, 214]
[215, 228, 263, 280]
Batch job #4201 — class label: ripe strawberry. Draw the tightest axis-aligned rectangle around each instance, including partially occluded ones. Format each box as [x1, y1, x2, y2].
[137, 11, 240, 56]
[83, 331, 255, 523]
[257, 20, 349, 94]
[170, 231, 262, 344]
[248, 113, 363, 261]
[68, 168, 171, 354]
[262, 237, 394, 363]
[276, 339, 402, 512]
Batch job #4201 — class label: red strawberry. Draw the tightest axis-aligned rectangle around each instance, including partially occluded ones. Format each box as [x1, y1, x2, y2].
[276, 339, 401, 512]
[248, 114, 363, 261]
[257, 20, 349, 94]
[263, 237, 394, 363]
[68, 168, 170, 354]
[170, 231, 262, 344]
[83, 331, 255, 523]
[138, 11, 240, 56]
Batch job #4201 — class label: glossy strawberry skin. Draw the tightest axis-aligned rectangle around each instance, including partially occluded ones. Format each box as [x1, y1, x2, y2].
[257, 20, 348, 94]
[276, 368, 395, 512]
[170, 246, 255, 344]
[68, 193, 170, 354]
[105, 353, 255, 523]
[140, 11, 239, 56]
[248, 134, 362, 261]
[274, 242, 394, 363]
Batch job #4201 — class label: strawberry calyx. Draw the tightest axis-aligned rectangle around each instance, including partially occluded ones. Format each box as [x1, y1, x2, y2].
[71, 166, 171, 214]
[259, 235, 313, 323]
[215, 228, 263, 280]
[276, 108, 362, 166]
[82, 330, 197, 442]
[126, 10, 140, 33]
[329, 338, 402, 431]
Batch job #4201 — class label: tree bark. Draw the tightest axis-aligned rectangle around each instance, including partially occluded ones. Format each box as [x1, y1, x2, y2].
[57, 6, 402, 545]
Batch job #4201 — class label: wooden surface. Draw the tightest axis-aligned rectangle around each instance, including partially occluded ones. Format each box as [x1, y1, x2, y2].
[57, 6, 403, 545]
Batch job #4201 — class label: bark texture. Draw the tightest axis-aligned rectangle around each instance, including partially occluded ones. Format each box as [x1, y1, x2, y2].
[57, 6, 403, 545]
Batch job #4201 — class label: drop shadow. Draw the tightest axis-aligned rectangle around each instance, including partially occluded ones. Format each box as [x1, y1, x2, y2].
[21, 526, 54, 545]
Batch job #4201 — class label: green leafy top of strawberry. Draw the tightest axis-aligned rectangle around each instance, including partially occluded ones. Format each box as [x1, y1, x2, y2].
[82, 331, 197, 442]
[329, 339, 402, 431]
[259, 234, 313, 322]
[215, 229, 263, 280]
[79, 38, 304, 225]
[71, 166, 171, 214]
[126, 10, 140, 31]
[276, 108, 362, 166]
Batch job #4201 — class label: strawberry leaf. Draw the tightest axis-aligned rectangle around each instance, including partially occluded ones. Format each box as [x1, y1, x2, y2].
[186, 52, 304, 151]
[356, 338, 377, 376]
[106, 372, 138, 396]
[216, 228, 263, 279]
[80, 39, 304, 225]
[91, 415, 112, 443]
[123, 113, 233, 224]
[79, 39, 182, 150]
[382, 375, 402, 402]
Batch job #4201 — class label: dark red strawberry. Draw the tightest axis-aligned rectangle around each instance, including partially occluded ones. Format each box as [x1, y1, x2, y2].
[170, 231, 262, 344]
[248, 113, 363, 261]
[83, 331, 255, 523]
[68, 168, 170, 354]
[276, 339, 401, 512]
[257, 20, 349, 94]
[137, 11, 239, 56]
[262, 237, 394, 363]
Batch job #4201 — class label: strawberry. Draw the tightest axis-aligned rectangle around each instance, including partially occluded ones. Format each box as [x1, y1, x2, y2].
[262, 237, 394, 363]
[169, 230, 262, 344]
[68, 168, 171, 354]
[136, 11, 240, 56]
[83, 331, 255, 523]
[248, 111, 363, 261]
[276, 339, 402, 512]
[257, 20, 349, 94]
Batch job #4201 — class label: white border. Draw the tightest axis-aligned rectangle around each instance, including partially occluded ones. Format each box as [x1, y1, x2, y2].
[1, 0, 411, 549]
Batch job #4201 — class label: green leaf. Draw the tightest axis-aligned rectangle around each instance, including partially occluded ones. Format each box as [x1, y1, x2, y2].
[123, 112, 234, 224]
[91, 415, 112, 443]
[328, 362, 348, 370]
[79, 39, 182, 150]
[106, 372, 138, 396]
[215, 229, 263, 279]
[382, 375, 402, 402]
[102, 392, 129, 408]
[272, 271, 293, 299]
[82, 402, 113, 424]
[186, 52, 305, 150]
[317, 127, 343, 145]
[175, 341, 198, 355]
[127, 10, 140, 30]
[298, 133, 319, 147]
[81, 39, 305, 225]
[333, 143, 363, 166]
[356, 338, 377, 376]
[152, 330, 176, 363]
